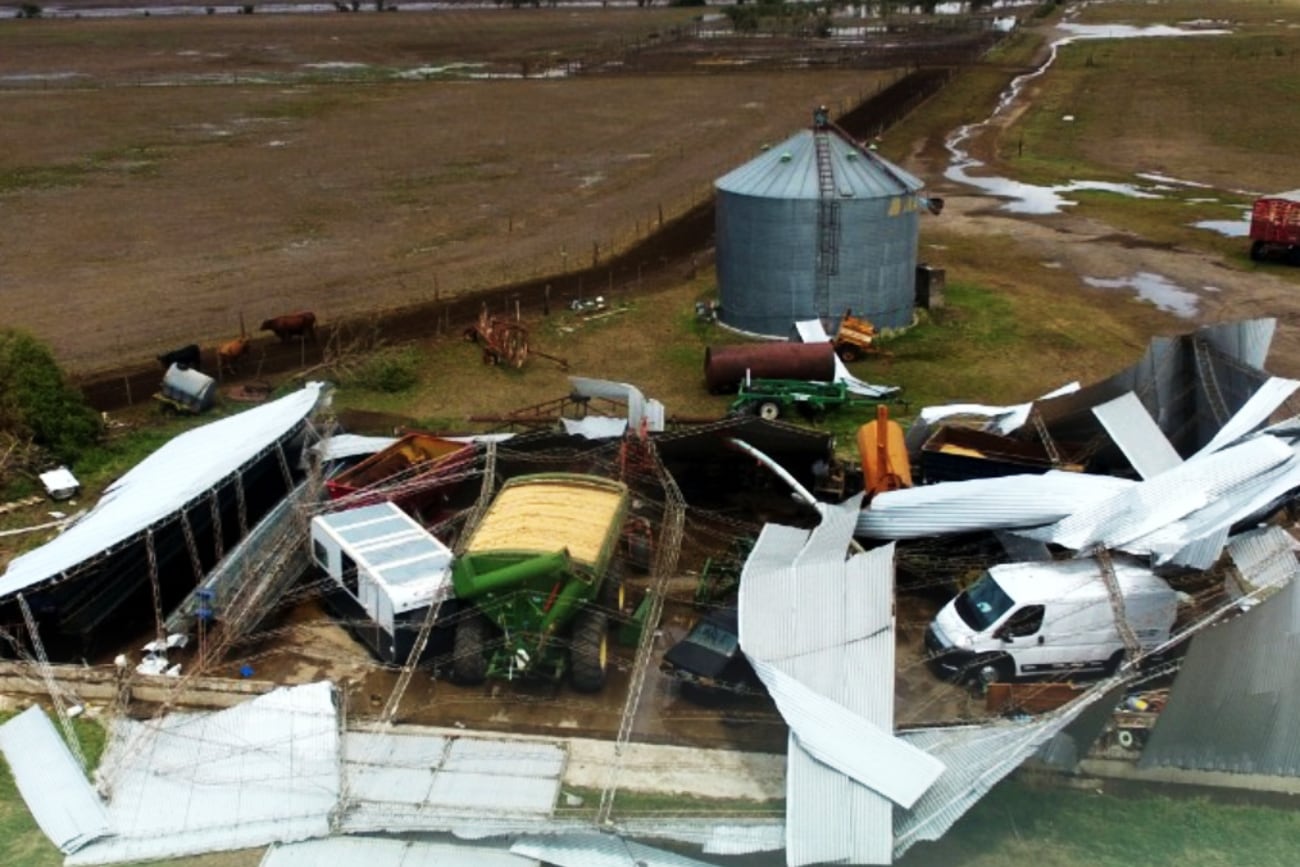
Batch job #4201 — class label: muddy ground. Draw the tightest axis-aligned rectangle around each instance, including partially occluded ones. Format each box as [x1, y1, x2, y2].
[0, 8, 998, 379]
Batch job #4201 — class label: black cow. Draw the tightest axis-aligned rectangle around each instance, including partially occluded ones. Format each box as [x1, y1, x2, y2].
[157, 343, 202, 371]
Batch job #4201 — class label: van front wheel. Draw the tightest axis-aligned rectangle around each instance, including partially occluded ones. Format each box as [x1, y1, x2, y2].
[970, 654, 1011, 690]
[1104, 649, 1126, 675]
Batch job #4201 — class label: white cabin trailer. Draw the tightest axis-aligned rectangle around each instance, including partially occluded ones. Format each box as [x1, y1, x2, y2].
[310, 501, 455, 664]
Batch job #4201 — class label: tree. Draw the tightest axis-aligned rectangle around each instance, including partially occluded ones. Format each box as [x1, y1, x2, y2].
[0, 329, 102, 467]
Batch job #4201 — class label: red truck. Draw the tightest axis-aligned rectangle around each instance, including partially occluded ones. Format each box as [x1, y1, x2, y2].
[1250, 190, 1300, 264]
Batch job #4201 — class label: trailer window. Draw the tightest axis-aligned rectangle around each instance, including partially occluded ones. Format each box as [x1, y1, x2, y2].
[341, 552, 359, 596]
[955, 574, 1014, 632]
[312, 539, 329, 569]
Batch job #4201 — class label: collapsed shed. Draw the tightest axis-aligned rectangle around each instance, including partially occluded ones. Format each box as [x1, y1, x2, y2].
[0, 384, 325, 661]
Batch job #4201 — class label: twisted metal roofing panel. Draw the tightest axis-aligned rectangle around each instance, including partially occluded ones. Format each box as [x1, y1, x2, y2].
[1140, 580, 1300, 777]
[855, 470, 1134, 540]
[512, 833, 722, 867]
[0, 707, 109, 854]
[1091, 391, 1182, 479]
[740, 497, 940, 865]
[894, 679, 1126, 858]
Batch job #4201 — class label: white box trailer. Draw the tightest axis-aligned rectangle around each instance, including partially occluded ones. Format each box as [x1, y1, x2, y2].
[310, 501, 454, 665]
[926, 557, 1178, 687]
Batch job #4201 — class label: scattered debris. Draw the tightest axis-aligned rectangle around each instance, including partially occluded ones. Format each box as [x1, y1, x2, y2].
[38, 467, 80, 501]
[153, 362, 216, 414]
[831, 308, 888, 363]
[0, 495, 43, 516]
[464, 304, 568, 370]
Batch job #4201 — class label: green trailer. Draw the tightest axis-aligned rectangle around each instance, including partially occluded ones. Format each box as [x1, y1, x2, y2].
[450, 473, 630, 692]
[730, 377, 878, 420]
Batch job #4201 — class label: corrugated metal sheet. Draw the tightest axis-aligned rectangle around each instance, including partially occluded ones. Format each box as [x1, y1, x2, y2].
[1022, 435, 1294, 555]
[512, 833, 722, 867]
[1105, 439, 1300, 568]
[315, 434, 397, 462]
[894, 679, 1125, 858]
[716, 128, 922, 200]
[699, 823, 786, 856]
[67, 682, 340, 867]
[1140, 580, 1300, 776]
[714, 127, 924, 336]
[561, 418, 628, 439]
[1031, 320, 1274, 463]
[792, 319, 900, 398]
[740, 497, 939, 866]
[1199, 317, 1276, 371]
[1226, 525, 1299, 599]
[757, 661, 942, 807]
[1, 383, 323, 596]
[0, 706, 109, 854]
[855, 470, 1133, 540]
[340, 732, 564, 835]
[608, 819, 784, 856]
[1091, 392, 1182, 479]
[261, 836, 539, 867]
[165, 480, 311, 633]
[1165, 526, 1232, 571]
[1195, 376, 1300, 457]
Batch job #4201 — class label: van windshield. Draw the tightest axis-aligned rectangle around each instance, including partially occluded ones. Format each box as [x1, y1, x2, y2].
[955, 574, 1015, 632]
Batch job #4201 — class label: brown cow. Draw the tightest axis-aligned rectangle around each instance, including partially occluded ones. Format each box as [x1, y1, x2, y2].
[260, 311, 317, 343]
[218, 336, 251, 375]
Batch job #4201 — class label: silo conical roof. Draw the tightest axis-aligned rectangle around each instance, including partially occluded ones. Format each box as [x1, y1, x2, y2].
[715, 127, 923, 200]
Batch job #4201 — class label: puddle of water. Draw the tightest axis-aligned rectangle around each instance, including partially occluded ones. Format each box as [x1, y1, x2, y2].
[1136, 171, 1213, 190]
[0, 71, 85, 82]
[302, 61, 370, 70]
[1082, 271, 1202, 318]
[1193, 215, 1251, 238]
[945, 21, 1231, 214]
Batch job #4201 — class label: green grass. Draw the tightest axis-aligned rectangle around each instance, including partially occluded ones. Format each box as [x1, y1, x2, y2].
[899, 778, 1300, 867]
[0, 164, 89, 194]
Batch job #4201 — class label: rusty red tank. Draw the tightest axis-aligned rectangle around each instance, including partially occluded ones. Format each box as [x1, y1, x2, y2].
[704, 342, 837, 394]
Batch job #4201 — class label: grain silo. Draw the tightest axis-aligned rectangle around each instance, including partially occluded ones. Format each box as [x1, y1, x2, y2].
[714, 107, 930, 337]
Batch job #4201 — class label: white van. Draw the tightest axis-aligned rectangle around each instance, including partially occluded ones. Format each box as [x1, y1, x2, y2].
[925, 558, 1178, 687]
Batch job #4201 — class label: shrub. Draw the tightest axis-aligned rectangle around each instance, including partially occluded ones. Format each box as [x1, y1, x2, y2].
[352, 347, 420, 393]
[0, 329, 102, 465]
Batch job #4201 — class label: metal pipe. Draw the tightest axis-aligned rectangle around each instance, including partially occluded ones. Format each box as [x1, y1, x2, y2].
[725, 437, 865, 554]
[725, 436, 818, 507]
